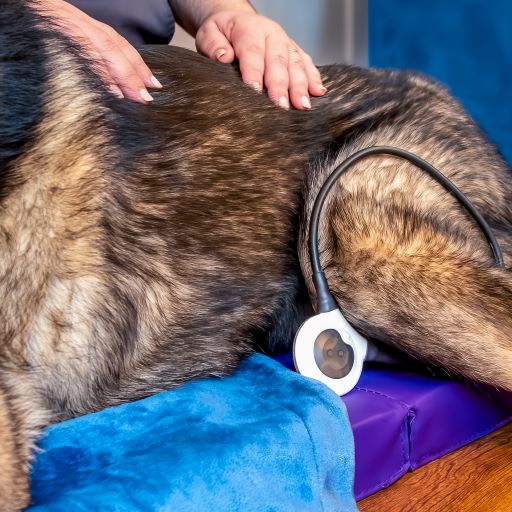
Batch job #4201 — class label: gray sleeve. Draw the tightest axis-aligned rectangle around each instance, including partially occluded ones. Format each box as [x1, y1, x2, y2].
[68, 0, 175, 45]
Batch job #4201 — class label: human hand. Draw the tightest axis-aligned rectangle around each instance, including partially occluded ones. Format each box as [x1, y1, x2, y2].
[34, 0, 162, 103]
[195, 11, 327, 110]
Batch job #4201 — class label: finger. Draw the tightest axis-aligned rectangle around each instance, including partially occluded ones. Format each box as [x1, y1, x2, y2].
[96, 22, 162, 89]
[263, 36, 290, 109]
[233, 32, 266, 94]
[195, 19, 236, 64]
[86, 25, 153, 103]
[297, 46, 327, 97]
[286, 47, 311, 110]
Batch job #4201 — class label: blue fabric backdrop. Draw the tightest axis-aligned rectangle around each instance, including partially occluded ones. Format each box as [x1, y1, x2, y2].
[369, 0, 512, 164]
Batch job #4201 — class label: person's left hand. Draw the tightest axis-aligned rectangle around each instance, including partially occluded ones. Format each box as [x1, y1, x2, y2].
[195, 11, 327, 110]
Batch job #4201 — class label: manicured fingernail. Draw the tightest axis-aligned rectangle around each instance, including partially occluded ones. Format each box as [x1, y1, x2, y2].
[278, 96, 290, 110]
[109, 84, 124, 99]
[150, 75, 163, 88]
[215, 49, 227, 60]
[250, 82, 262, 93]
[140, 89, 154, 102]
[301, 95, 312, 109]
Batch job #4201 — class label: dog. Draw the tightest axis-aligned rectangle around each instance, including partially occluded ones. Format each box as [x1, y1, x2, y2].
[1, 1, 511, 509]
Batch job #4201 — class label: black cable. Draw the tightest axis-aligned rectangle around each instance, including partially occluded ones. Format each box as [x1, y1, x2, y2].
[309, 145, 504, 313]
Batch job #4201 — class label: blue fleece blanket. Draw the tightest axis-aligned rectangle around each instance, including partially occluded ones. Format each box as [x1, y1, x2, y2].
[28, 354, 357, 511]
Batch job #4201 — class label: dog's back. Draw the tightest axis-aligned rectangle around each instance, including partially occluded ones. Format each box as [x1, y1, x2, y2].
[1, 1, 512, 509]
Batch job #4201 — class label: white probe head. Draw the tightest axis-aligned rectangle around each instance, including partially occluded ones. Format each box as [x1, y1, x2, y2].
[293, 308, 368, 396]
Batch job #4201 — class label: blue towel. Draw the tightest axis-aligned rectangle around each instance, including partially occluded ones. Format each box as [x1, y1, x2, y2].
[28, 354, 357, 511]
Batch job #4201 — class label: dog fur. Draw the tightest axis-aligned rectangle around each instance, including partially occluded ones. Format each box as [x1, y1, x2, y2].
[1, 1, 511, 508]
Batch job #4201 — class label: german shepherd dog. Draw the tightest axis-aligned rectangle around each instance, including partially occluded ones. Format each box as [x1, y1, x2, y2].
[1, 0, 511, 508]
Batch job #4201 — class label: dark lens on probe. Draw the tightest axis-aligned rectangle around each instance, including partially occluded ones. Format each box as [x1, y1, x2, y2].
[313, 329, 354, 379]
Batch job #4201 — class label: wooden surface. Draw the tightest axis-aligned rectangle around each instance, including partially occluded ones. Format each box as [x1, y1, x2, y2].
[358, 423, 512, 512]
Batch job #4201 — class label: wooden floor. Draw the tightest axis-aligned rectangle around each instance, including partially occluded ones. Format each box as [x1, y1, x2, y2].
[358, 422, 512, 512]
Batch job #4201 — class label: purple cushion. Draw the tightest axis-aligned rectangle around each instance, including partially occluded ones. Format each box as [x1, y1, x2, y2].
[272, 353, 512, 500]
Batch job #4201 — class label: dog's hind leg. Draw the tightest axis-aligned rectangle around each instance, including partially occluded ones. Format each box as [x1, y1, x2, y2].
[0, 388, 28, 510]
[300, 162, 512, 390]
[0, 374, 49, 511]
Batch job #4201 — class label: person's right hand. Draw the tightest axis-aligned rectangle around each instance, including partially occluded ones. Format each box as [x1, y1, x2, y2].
[34, 0, 162, 103]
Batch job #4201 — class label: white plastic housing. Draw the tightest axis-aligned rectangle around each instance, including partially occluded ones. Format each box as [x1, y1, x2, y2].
[293, 309, 368, 396]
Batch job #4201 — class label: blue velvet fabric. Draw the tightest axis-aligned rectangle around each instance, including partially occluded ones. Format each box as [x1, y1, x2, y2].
[369, 0, 512, 164]
[28, 354, 357, 511]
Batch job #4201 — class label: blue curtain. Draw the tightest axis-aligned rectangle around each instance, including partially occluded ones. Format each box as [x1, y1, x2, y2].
[369, 0, 512, 164]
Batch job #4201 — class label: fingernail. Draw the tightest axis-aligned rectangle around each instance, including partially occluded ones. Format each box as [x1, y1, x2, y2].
[250, 82, 262, 93]
[278, 96, 290, 110]
[301, 95, 312, 109]
[140, 89, 154, 102]
[150, 75, 163, 88]
[319, 84, 328, 93]
[108, 84, 124, 99]
[215, 49, 227, 60]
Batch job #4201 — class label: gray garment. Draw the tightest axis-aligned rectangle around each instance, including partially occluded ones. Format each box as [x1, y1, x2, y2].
[69, 0, 175, 45]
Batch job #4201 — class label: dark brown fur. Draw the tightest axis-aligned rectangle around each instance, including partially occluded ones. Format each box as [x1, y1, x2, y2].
[0, 1, 511, 508]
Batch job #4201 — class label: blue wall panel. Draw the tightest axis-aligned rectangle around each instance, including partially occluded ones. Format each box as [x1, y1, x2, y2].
[369, 0, 512, 164]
